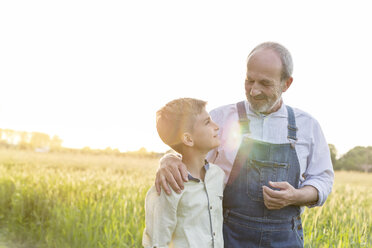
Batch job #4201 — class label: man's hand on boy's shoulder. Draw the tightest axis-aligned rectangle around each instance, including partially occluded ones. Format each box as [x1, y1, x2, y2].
[155, 153, 188, 195]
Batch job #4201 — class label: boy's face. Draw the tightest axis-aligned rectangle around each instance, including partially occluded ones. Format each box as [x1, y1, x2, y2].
[189, 108, 220, 152]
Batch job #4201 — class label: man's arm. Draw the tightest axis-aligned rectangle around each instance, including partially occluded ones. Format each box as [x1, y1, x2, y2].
[262, 182, 318, 210]
[299, 119, 334, 207]
[155, 153, 188, 195]
[263, 118, 334, 210]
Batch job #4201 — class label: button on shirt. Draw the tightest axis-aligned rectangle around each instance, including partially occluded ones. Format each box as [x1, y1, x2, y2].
[142, 163, 225, 248]
[206, 101, 334, 207]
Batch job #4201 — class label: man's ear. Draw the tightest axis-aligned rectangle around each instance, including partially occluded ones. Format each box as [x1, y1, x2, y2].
[282, 77, 293, 92]
[181, 132, 194, 147]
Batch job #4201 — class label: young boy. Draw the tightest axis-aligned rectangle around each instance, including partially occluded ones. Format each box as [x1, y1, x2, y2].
[142, 98, 225, 248]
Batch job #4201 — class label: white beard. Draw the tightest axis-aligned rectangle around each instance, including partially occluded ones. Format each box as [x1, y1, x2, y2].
[250, 87, 283, 114]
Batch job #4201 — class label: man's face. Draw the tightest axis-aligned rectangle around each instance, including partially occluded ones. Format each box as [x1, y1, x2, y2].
[190, 108, 220, 153]
[245, 49, 285, 114]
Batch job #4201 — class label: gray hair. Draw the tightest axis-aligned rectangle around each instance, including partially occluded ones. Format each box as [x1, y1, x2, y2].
[248, 42, 293, 81]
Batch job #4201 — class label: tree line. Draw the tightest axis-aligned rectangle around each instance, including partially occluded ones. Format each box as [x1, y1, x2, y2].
[0, 128, 371, 171]
[0, 128, 162, 158]
[0, 128, 62, 151]
[329, 144, 372, 173]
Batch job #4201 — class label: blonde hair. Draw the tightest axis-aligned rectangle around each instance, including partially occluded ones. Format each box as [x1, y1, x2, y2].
[156, 98, 207, 153]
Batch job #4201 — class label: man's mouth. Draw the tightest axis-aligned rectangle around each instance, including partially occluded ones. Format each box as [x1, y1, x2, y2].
[246, 92, 266, 101]
[252, 95, 266, 101]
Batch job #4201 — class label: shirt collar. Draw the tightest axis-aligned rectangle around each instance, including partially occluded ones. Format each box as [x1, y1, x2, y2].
[244, 100, 287, 118]
[187, 160, 209, 182]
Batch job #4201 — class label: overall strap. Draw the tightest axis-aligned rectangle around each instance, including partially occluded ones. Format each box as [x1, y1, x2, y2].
[226, 101, 250, 186]
[236, 101, 250, 134]
[286, 105, 298, 142]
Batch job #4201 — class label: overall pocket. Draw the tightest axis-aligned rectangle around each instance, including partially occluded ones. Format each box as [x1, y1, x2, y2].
[246, 159, 289, 202]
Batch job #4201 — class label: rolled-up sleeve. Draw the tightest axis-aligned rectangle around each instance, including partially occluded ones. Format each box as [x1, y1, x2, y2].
[300, 119, 334, 208]
[142, 187, 182, 248]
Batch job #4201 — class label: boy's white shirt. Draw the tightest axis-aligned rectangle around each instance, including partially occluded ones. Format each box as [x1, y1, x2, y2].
[142, 163, 225, 248]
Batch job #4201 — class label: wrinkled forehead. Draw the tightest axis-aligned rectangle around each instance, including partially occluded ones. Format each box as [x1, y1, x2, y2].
[246, 49, 282, 81]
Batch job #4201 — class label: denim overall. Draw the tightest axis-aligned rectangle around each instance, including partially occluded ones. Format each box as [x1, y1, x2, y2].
[223, 101, 304, 248]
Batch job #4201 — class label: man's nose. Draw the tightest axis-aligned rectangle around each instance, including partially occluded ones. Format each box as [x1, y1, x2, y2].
[250, 84, 262, 96]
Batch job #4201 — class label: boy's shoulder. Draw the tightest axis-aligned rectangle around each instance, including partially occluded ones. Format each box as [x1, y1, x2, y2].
[207, 163, 226, 180]
[206, 163, 225, 194]
[208, 162, 224, 172]
[145, 185, 184, 208]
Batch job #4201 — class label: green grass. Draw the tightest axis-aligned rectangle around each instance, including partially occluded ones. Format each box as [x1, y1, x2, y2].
[0, 149, 371, 247]
[302, 171, 372, 247]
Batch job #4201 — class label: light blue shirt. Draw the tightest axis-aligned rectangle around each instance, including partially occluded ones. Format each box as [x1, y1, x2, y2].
[206, 100, 334, 208]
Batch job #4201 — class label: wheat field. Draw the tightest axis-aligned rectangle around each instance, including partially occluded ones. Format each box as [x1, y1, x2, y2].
[0, 149, 371, 247]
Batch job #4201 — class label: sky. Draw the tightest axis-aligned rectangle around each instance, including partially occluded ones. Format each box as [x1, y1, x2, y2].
[1, 0, 371, 156]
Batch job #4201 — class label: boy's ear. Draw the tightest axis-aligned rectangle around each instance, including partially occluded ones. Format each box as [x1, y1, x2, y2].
[181, 132, 194, 147]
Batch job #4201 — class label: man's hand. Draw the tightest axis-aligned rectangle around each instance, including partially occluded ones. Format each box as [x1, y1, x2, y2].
[262, 181, 319, 210]
[155, 153, 188, 195]
[262, 181, 296, 210]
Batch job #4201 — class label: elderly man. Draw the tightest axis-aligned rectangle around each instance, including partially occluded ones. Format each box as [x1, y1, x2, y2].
[155, 42, 334, 247]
